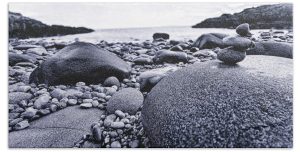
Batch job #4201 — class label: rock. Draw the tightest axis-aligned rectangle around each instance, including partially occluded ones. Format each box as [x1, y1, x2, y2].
[49, 104, 58, 112]
[142, 56, 292, 148]
[192, 33, 228, 49]
[110, 122, 125, 129]
[50, 88, 67, 100]
[14, 44, 40, 50]
[9, 92, 33, 104]
[9, 106, 104, 148]
[25, 47, 48, 56]
[107, 88, 143, 114]
[104, 114, 117, 127]
[193, 49, 217, 58]
[15, 86, 31, 92]
[67, 99, 77, 106]
[14, 120, 30, 130]
[138, 66, 179, 92]
[9, 53, 36, 66]
[129, 140, 140, 148]
[92, 125, 103, 142]
[192, 4, 292, 29]
[222, 36, 254, 51]
[34, 94, 51, 109]
[103, 76, 120, 87]
[80, 103, 93, 108]
[217, 48, 246, 64]
[247, 41, 293, 58]
[115, 110, 126, 118]
[153, 33, 170, 40]
[29, 42, 131, 85]
[153, 50, 188, 63]
[111, 141, 122, 148]
[136, 49, 148, 55]
[236, 23, 252, 37]
[170, 45, 183, 51]
[91, 100, 99, 107]
[9, 118, 23, 127]
[21, 107, 37, 119]
[133, 57, 153, 65]
[9, 12, 94, 39]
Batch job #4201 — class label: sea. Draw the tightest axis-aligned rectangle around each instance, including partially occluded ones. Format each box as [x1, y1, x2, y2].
[25, 26, 280, 43]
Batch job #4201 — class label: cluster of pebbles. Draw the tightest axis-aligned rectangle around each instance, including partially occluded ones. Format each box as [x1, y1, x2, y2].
[8, 25, 293, 148]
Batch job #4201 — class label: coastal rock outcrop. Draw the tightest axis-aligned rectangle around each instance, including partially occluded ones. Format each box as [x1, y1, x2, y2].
[192, 3, 293, 29]
[9, 12, 94, 39]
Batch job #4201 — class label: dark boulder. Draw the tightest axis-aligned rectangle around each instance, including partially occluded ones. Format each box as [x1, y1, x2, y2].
[142, 56, 292, 148]
[29, 42, 131, 85]
[9, 53, 36, 66]
[236, 23, 252, 37]
[247, 41, 293, 58]
[153, 33, 170, 40]
[192, 33, 228, 49]
[153, 50, 188, 63]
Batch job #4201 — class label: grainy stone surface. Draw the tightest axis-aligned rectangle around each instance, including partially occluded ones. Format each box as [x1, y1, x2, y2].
[142, 56, 293, 148]
[9, 106, 104, 148]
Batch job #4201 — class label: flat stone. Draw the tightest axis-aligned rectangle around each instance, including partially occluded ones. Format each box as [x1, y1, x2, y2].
[9, 106, 104, 148]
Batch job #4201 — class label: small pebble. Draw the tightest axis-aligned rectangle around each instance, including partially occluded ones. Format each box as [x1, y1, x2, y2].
[14, 120, 30, 130]
[111, 141, 121, 148]
[67, 99, 77, 106]
[111, 122, 125, 129]
[80, 103, 93, 108]
[115, 110, 126, 118]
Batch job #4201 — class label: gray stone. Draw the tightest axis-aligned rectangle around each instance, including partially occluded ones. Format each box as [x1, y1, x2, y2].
[192, 33, 228, 49]
[9, 106, 104, 148]
[107, 88, 143, 115]
[21, 107, 37, 119]
[217, 48, 246, 64]
[139, 66, 179, 92]
[34, 94, 51, 109]
[16, 86, 31, 92]
[103, 76, 120, 87]
[29, 42, 131, 85]
[110, 122, 125, 129]
[92, 125, 103, 142]
[14, 44, 40, 50]
[153, 33, 169, 40]
[80, 103, 93, 108]
[115, 110, 126, 118]
[25, 47, 48, 56]
[14, 120, 30, 130]
[222, 36, 254, 51]
[67, 99, 77, 106]
[247, 41, 293, 58]
[142, 56, 292, 148]
[236, 23, 252, 37]
[193, 49, 217, 58]
[111, 141, 122, 148]
[9, 92, 33, 104]
[133, 57, 153, 65]
[50, 88, 67, 100]
[9, 53, 36, 66]
[153, 50, 188, 63]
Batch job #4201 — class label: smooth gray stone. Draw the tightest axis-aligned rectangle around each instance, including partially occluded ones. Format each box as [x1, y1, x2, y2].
[9, 106, 104, 148]
[142, 56, 292, 148]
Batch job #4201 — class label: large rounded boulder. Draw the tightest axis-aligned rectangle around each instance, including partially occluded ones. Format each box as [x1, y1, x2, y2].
[29, 42, 131, 85]
[247, 41, 293, 58]
[142, 56, 292, 148]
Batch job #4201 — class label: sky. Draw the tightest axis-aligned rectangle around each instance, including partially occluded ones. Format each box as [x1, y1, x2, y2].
[9, 2, 279, 29]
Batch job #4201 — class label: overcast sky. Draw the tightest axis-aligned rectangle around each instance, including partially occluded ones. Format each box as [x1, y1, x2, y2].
[9, 2, 278, 29]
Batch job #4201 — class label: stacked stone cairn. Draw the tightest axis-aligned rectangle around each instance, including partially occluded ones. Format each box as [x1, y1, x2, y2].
[217, 23, 254, 64]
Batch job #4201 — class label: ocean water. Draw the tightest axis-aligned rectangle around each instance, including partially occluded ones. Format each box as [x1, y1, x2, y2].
[26, 26, 274, 43]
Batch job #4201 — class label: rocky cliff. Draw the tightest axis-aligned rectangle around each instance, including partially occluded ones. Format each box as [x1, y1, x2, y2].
[9, 12, 94, 39]
[192, 3, 293, 29]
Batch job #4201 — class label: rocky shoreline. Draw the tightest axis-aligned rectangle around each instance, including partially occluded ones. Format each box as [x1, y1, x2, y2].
[8, 23, 293, 148]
